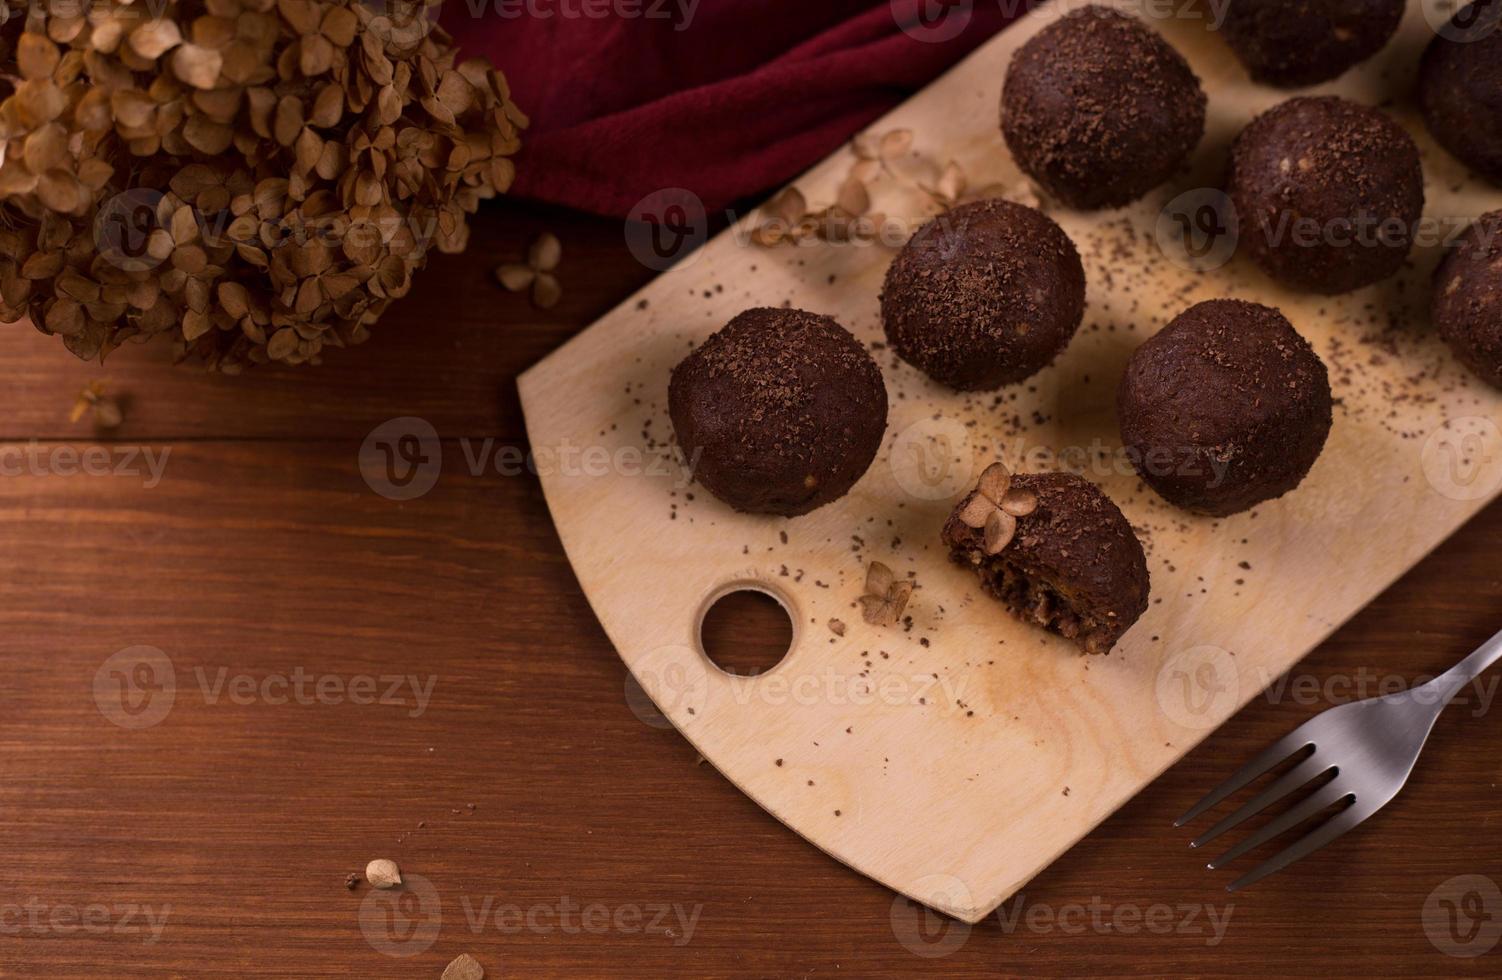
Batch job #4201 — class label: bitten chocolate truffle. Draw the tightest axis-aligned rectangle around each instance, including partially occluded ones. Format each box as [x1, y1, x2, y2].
[880, 199, 1085, 391]
[1217, 0, 1404, 87]
[1117, 299, 1333, 516]
[1226, 96, 1423, 294]
[1001, 6, 1206, 209]
[941, 463, 1150, 655]
[1431, 210, 1502, 388]
[1419, 0, 1502, 185]
[669, 308, 888, 517]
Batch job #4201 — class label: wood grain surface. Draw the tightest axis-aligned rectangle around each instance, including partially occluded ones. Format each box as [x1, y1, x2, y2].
[3, 196, 1501, 977]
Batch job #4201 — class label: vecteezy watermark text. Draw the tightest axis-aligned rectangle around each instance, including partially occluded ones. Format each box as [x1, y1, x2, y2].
[195, 666, 436, 718]
[0, 899, 170, 946]
[360, 875, 702, 958]
[0, 441, 170, 488]
[459, 0, 700, 30]
[996, 894, 1235, 944]
[94, 646, 438, 729]
[890, 882, 1235, 958]
[359, 417, 700, 501]
[460, 895, 701, 945]
[891, 0, 1235, 46]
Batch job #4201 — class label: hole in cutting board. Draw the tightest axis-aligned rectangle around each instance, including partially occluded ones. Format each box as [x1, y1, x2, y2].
[699, 587, 794, 676]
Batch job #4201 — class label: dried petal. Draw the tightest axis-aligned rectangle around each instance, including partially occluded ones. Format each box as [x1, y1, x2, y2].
[23, 124, 69, 174]
[976, 462, 1012, 504]
[182, 309, 213, 341]
[37, 171, 84, 214]
[958, 495, 995, 529]
[865, 561, 895, 599]
[172, 43, 224, 89]
[879, 129, 913, 160]
[1000, 489, 1038, 518]
[218, 282, 250, 318]
[273, 96, 304, 146]
[17, 34, 61, 81]
[129, 19, 183, 60]
[528, 232, 561, 272]
[279, 0, 322, 35]
[266, 327, 299, 361]
[836, 177, 870, 217]
[183, 117, 234, 154]
[764, 187, 807, 225]
[321, 6, 360, 47]
[859, 580, 912, 627]
[496, 264, 534, 292]
[935, 161, 966, 204]
[532, 273, 562, 309]
[983, 510, 1017, 556]
[859, 595, 892, 626]
[310, 84, 343, 127]
[750, 223, 785, 248]
[886, 580, 913, 621]
[850, 159, 882, 183]
[93, 398, 124, 429]
[441, 953, 484, 980]
[300, 35, 334, 76]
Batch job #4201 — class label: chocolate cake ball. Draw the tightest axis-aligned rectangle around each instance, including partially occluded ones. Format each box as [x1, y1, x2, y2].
[668, 308, 888, 517]
[1217, 0, 1404, 88]
[1431, 210, 1502, 388]
[1419, 0, 1502, 185]
[1226, 96, 1424, 294]
[941, 464, 1150, 654]
[1117, 299, 1333, 516]
[1001, 6, 1206, 209]
[880, 199, 1085, 391]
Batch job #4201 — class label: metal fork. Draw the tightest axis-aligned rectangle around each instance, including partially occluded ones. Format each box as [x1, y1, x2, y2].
[1176, 628, 1502, 892]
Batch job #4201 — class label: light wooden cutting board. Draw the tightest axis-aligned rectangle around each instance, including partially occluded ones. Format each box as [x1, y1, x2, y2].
[518, 2, 1502, 922]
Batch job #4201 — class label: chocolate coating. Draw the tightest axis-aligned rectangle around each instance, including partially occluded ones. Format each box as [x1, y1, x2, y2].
[1432, 209, 1502, 388]
[1226, 96, 1424, 294]
[1117, 299, 1333, 517]
[880, 199, 1085, 391]
[669, 308, 888, 517]
[941, 472, 1150, 654]
[1001, 6, 1206, 209]
[1419, 0, 1502, 185]
[1217, 0, 1404, 87]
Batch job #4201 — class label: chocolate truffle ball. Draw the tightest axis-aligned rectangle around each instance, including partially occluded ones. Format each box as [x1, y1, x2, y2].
[1117, 299, 1333, 516]
[669, 308, 887, 517]
[942, 465, 1150, 654]
[1431, 210, 1502, 388]
[1001, 6, 1206, 210]
[1226, 96, 1424, 294]
[1217, 0, 1404, 88]
[1419, 0, 1502, 185]
[880, 199, 1085, 391]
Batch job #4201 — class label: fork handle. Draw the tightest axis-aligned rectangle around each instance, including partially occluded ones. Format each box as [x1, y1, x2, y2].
[1433, 627, 1502, 705]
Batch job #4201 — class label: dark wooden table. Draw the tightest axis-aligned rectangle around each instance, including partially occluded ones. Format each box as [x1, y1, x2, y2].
[4, 199, 1500, 978]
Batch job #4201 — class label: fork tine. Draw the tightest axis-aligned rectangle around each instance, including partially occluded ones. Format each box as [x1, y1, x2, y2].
[1225, 803, 1368, 892]
[1174, 730, 1315, 827]
[1190, 755, 1334, 850]
[1207, 782, 1353, 870]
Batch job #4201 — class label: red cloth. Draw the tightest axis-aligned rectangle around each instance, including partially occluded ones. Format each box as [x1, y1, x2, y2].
[444, 0, 1020, 217]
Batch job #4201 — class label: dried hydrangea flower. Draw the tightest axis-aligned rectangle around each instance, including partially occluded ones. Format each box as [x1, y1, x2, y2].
[859, 560, 913, 627]
[69, 380, 123, 428]
[0, 0, 526, 372]
[495, 231, 562, 309]
[958, 462, 1039, 555]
